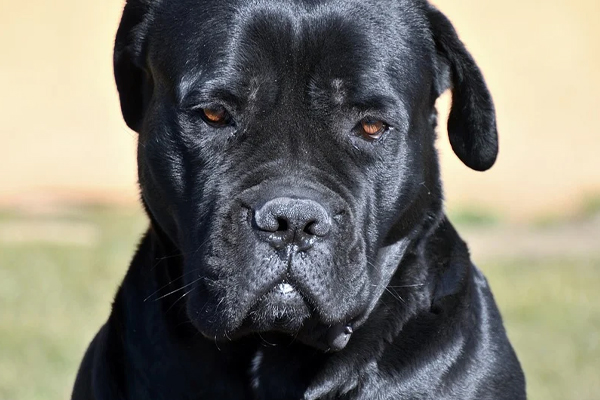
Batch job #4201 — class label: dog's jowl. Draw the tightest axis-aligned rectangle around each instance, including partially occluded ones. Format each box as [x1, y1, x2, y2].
[72, 0, 526, 399]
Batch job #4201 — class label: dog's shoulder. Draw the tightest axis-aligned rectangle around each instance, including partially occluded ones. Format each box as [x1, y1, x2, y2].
[71, 321, 126, 400]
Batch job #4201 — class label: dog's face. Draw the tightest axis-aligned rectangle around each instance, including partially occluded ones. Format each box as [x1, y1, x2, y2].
[114, 0, 497, 350]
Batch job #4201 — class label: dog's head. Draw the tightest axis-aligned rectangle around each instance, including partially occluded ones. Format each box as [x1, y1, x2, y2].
[114, 0, 497, 350]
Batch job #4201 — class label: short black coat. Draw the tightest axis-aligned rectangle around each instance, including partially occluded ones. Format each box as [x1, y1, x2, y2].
[72, 0, 525, 398]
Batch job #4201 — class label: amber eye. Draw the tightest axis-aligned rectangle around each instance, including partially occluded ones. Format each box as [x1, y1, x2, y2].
[200, 106, 231, 126]
[359, 118, 387, 140]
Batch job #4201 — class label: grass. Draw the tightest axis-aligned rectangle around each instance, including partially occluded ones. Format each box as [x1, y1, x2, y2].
[448, 205, 503, 227]
[533, 192, 600, 228]
[0, 205, 598, 399]
[578, 193, 600, 219]
[0, 205, 147, 400]
[485, 257, 600, 400]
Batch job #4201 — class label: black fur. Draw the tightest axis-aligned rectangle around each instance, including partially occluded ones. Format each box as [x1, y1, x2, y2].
[73, 0, 525, 398]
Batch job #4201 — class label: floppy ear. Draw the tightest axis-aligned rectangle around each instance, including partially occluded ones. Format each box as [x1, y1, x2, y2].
[427, 6, 498, 171]
[114, 0, 155, 133]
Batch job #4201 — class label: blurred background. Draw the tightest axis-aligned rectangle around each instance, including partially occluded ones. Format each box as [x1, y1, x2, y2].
[0, 0, 598, 399]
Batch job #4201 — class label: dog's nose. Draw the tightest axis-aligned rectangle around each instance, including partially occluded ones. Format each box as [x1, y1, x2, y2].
[253, 197, 331, 250]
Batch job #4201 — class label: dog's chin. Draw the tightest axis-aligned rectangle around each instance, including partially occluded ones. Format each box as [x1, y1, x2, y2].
[243, 282, 312, 332]
[191, 283, 353, 351]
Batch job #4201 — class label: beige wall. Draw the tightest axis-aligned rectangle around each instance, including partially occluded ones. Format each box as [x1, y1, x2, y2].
[433, 0, 600, 218]
[1, 0, 599, 218]
[0, 0, 134, 201]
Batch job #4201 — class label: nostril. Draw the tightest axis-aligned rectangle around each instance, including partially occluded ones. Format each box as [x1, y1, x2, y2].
[276, 217, 289, 232]
[304, 218, 331, 237]
[303, 220, 317, 235]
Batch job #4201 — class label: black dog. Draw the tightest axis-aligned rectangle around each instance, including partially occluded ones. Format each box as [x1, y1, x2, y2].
[72, 0, 525, 398]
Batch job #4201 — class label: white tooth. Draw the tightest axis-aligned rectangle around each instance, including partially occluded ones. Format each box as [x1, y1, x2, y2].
[278, 282, 295, 294]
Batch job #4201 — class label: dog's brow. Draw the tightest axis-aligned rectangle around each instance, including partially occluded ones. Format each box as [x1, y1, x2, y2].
[348, 94, 399, 112]
[347, 93, 407, 123]
[179, 85, 242, 110]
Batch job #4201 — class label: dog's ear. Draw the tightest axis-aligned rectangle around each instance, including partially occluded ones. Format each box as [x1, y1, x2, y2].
[427, 6, 498, 171]
[114, 0, 155, 133]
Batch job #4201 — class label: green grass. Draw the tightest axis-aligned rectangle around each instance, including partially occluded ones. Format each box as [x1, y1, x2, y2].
[579, 194, 600, 219]
[532, 192, 600, 227]
[448, 205, 503, 227]
[0, 206, 147, 400]
[0, 205, 598, 399]
[483, 257, 600, 400]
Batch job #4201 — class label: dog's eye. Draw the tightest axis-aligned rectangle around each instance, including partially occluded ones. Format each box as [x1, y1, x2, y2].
[199, 106, 232, 127]
[358, 118, 387, 140]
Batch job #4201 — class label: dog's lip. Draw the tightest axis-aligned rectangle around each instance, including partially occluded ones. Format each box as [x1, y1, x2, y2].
[256, 278, 304, 307]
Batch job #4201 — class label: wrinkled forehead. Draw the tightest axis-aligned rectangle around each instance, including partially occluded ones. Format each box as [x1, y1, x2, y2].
[147, 0, 434, 106]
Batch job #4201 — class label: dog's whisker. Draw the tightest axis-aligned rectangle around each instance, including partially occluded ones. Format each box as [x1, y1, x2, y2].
[149, 276, 204, 302]
[214, 336, 222, 352]
[257, 333, 277, 347]
[150, 235, 213, 271]
[286, 329, 300, 348]
[385, 287, 406, 304]
[387, 284, 425, 289]
[164, 287, 196, 314]
[365, 259, 380, 274]
[143, 270, 202, 302]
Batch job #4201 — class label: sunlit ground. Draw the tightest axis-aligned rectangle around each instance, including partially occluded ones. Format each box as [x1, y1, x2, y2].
[0, 205, 598, 400]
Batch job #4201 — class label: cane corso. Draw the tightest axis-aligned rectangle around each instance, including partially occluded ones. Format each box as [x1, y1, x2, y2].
[72, 0, 526, 398]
